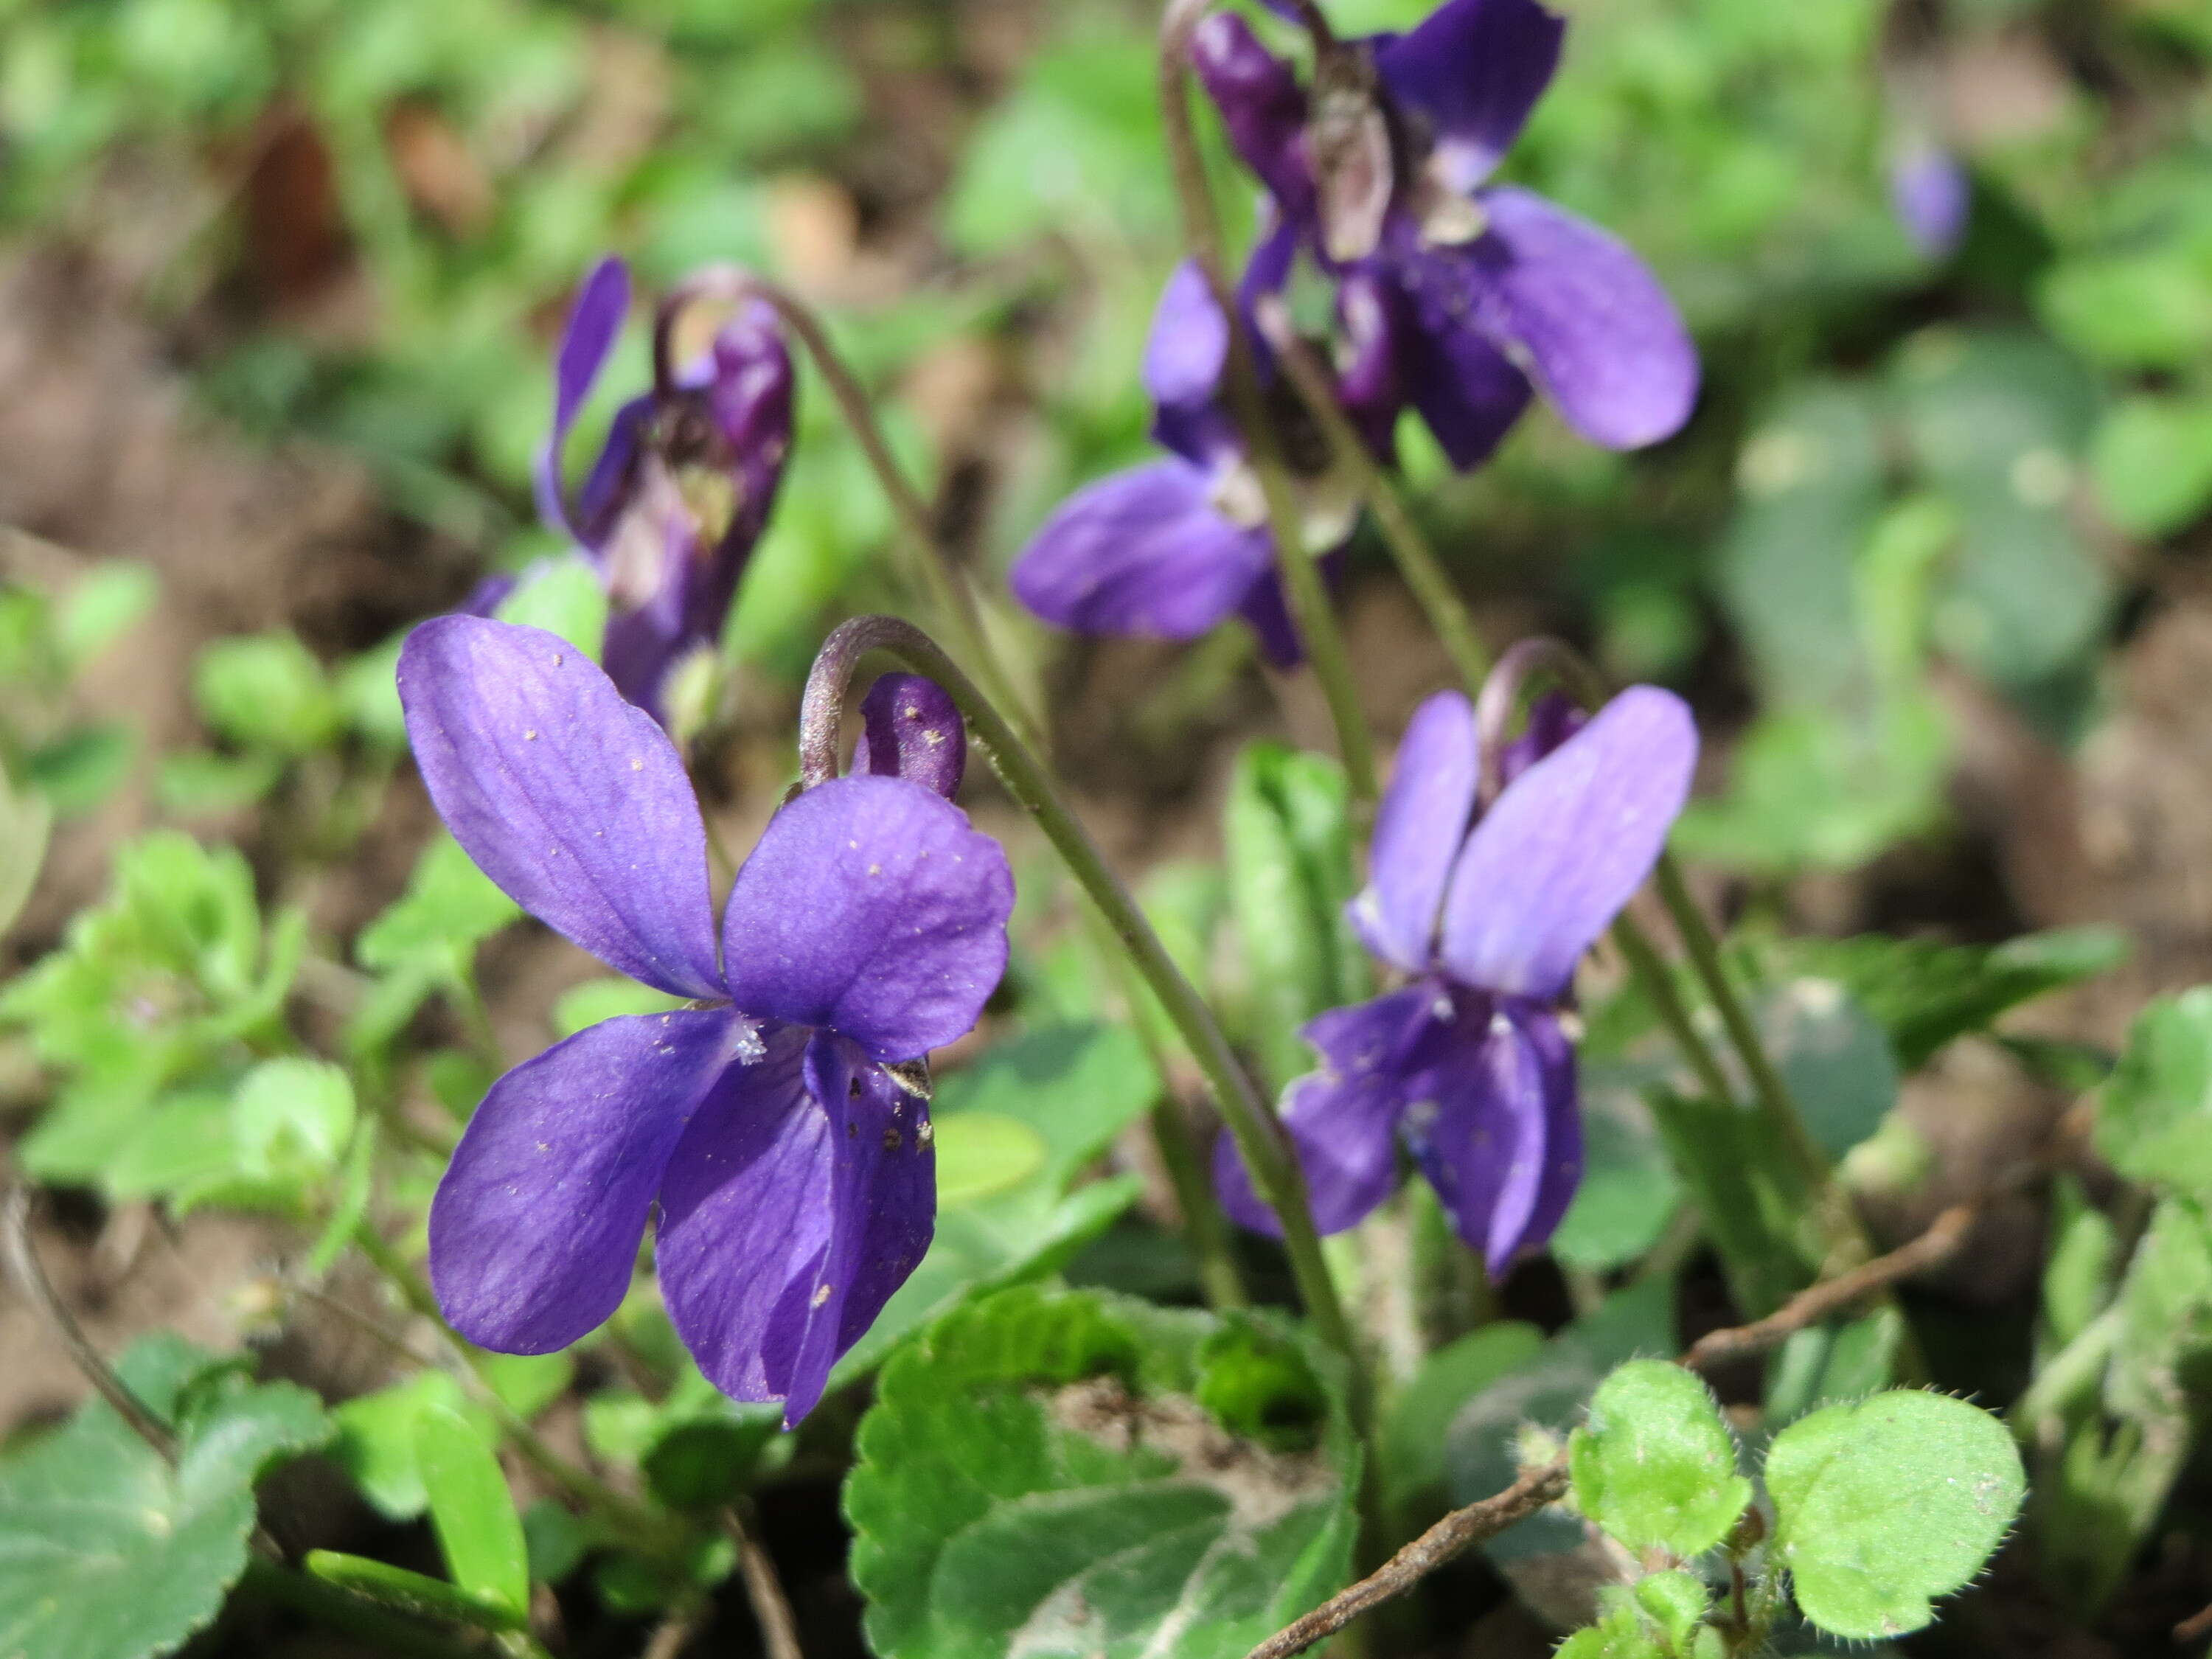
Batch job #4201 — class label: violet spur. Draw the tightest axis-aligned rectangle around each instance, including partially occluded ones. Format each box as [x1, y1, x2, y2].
[397, 616, 1013, 1424]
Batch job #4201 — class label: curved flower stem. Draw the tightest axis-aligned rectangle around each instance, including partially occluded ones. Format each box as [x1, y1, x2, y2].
[802, 616, 1358, 1377]
[1254, 299, 1491, 695]
[1652, 855, 1832, 1194]
[1157, 0, 1379, 810]
[656, 267, 1037, 751]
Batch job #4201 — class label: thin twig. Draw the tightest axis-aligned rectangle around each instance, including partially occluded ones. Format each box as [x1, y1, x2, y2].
[725, 1504, 807, 1659]
[2, 1183, 179, 1461]
[1681, 1201, 1980, 1372]
[1243, 1458, 1572, 1659]
[2174, 1598, 2212, 1645]
[639, 1599, 709, 1659]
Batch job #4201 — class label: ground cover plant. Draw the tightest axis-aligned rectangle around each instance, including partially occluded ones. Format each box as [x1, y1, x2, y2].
[3, 0, 2212, 1656]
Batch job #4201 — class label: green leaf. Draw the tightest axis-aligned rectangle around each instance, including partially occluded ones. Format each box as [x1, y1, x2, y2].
[846, 1286, 1360, 1659]
[414, 1399, 529, 1621]
[2106, 1195, 2212, 1427]
[330, 1372, 490, 1521]
[551, 975, 688, 1038]
[0, 763, 53, 939]
[827, 1025, 1158, 1386]
[1765, 1390, 2024, 1640]
[1551, 1070, 1681, 1271]
[356, 833, 521, 975]
[1557, 1604, 1671, 1659]
[1759, 980, 1897, 1161]
[2092, 394, 2212, 538]
[232, 1057, 356, 1182]
[1223, 742, 1369, 1091]
[1632, 1569, 1713, 1652]
[303, 1551, 526, 1632]
[0, 1339, 330, 1659]
[192, 630, 342, 758]
[2040, 1173, 2117, 1351]
[1569, 1360, 1750, 1556]
[55, 562, 157, 669]
[495, 557, 608, 661]
[28, 724, 137, 816]
[2038, 251, 2212, 370]
[1380, 1321, 1545, 1511]
[476, 1353, 574, 1423]
[933, 1111, 1049, 1206]
[2096, 987, 2212, 1200]
[1777, 926, 2126, 1070]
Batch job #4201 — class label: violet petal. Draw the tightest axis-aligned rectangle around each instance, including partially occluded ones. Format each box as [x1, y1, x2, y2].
[1009, 460, 1276, 644]
[1214, 986, 1441, 1237]
[1389, 248, 1536, 469]
[535, 257, 630, 537]
[1475, 187, 1699, 451]
[398, 616, 725, 999]
[1497, 690, 1585, 787]
[1349, 690, 1479, 975]
[1439, 684, 1697, 1001]
[1374, 0, 1565, 195]
[1190, 10, 1313, 212]
[1404, 998, 1575, 1272]
[719, 774, 1013, 1063]
[428, 1007, 749, 1352]
[852, 674, 967, 800]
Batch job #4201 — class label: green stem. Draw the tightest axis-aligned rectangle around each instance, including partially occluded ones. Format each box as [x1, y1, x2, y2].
[801, 617, 1359, 1380]
[1157, 0, 1378, 809]
[1609, 914, 1739, 1109]
[1257, 307, 1490, 695]
[1653, 855, 1830, 1194]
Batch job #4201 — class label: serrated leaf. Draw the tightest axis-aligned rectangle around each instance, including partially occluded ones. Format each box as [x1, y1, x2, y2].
[0, 1338, 330, 1659]
[1557, 1604, 1671, 1659]
[846, 1287, 1358, 1659]
[1766, 1390, 2023, 1640]
[1632, 1569, 1712, 1650]
[1570, 1360, 1750, 1556]
[415, 1400, 529, 1621]
[2096, 987, 2212, 1200]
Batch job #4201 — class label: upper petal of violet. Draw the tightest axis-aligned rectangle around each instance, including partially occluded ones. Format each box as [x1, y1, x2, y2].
[719, 773, 1014, 1063]
[1350, 689, 1480, 975]
[1439, 684, 1697, 1002]
[398, 616, 725, 999]
[428, 1006, 752, 1354]
[852, 674, 966, 801]
[1374, 0, 1565, 197]
[1189, 10, 1314, 213]
[535, 256, 630, 537]
[1470, 187, 1699, 451]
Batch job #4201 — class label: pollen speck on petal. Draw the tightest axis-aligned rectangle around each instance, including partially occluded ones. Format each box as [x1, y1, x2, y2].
[810, 1283, 832, 1308]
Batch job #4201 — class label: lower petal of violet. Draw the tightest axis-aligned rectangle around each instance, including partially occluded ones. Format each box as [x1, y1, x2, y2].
[1009, 459, 1276, 646]
[1386, 247, 1535, 471]
[1214, 985, 1442, 1237]
[1402, 998, 1579, 1275]
[655, 1026, 933, 1425]
[428, 1006, 756, 1354]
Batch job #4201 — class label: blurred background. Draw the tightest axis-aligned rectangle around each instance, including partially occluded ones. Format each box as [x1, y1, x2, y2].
[3, 0, 2212, 1649]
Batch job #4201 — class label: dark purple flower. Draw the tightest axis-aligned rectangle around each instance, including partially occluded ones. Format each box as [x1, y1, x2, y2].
[397, 615, 1010, 1423]
[534, 257, 795, 723]
[1192, 0, 1699, 470]
[1891, 143, 1970, 259]
[1009, 262, 1363, 668]
[1215, 681, 1697, 1272]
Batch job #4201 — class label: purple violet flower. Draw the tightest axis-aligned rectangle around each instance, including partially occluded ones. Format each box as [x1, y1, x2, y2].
[397, 615, 1013, 1423]
[1009, 262, 1376, 667]
[1891, 142, 1971, 260]
[1214, 679, 1697, 1272]
[533, 257, 795, 723]
[1192, 0, 1699, 470]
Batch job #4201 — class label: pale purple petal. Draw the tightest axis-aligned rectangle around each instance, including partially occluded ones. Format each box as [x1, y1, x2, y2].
[1374, 0, 1565, 195]
[1472, 188, 1699, 451]
[428, 1008, 750, 1352]
[655, 1029, 933, 1423]
[1891, 145, 1970, 258]
[1214, 986, 1440, 1237]
[1145, 262, 1231, 422]
[398, 616, 723, 998]
[852, 674, 966, 800]
[719, 775, 1013, 1062]
[1190, 10, 1312, 211]
[1403, 999, 1576, 1272]
[1439, 685, 1697, 1001]
[1010, 461, 1276, 644]
[535, 257, 630, 536]
[1349, 690, 1478, 975]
